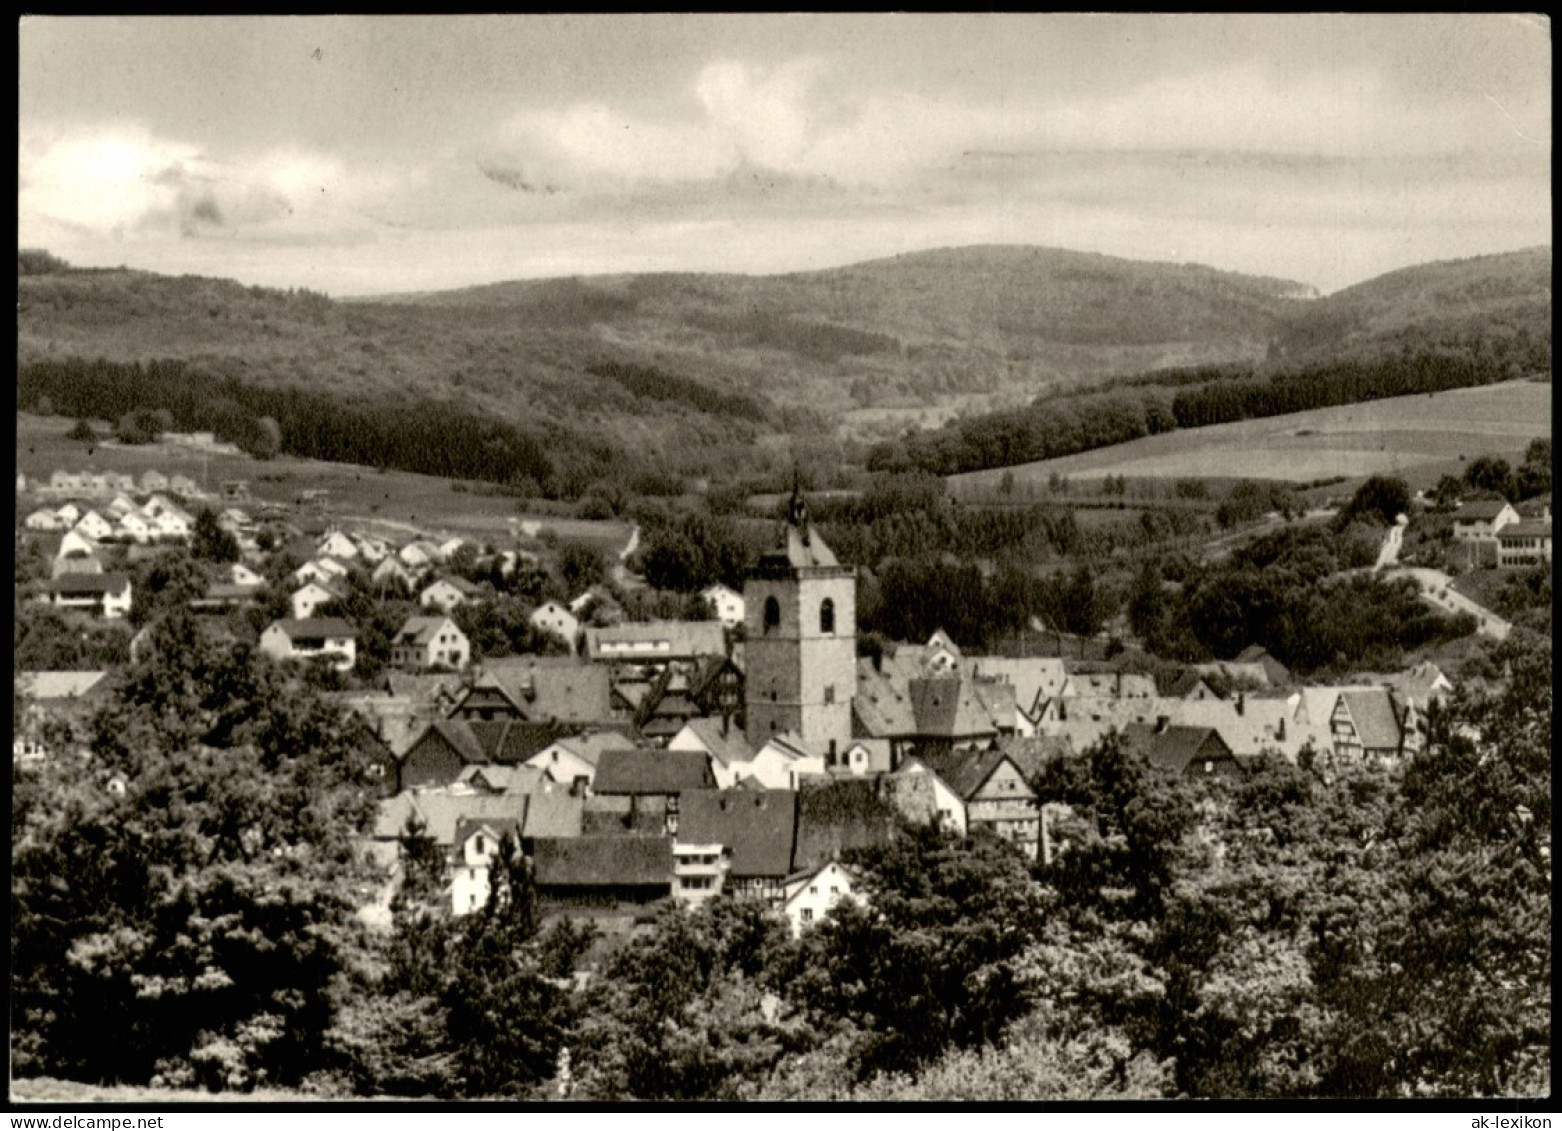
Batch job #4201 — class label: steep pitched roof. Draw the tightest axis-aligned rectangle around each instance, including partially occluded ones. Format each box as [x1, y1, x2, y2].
[907, 678, 1002, 739]
[547, 732, 638, 770]
[1453, 500, 1515, 520]
[457, 763, 547, 794]
[43, 572, 130, 595]
[1498, 521, 1551, 540]
[1121, 724, 1234, 774]
[521, 786, 586, 839]
[908, 748, 1019, 800]
[529, 665, 613, 723]
[531, 836, 673, 888]
[853, 661, 918, 738]
[591, 748, 715, 795]
[394, 790, 529, 846]
[452, 816, 522, 849]
[677, 789, 798, 878]
[15, 670, 110, 701]
[967, 657, 1069, 714]
[396, 615, 459, 646]
[677, 717, 753, 768]
[1338, 689, 1405, 751]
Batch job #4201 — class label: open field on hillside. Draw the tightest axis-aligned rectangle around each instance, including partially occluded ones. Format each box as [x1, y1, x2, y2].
[15, 413, 630, 553]
[8, 1076, 319, 1103]
[950, 381, 1550, 493]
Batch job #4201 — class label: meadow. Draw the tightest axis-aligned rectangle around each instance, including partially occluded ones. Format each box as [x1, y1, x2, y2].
[15, 413, 631, 554]
[949, 381, 1550, 493]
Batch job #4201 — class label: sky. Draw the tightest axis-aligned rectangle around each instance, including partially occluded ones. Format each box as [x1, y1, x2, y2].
[17, 14, 1552, 296]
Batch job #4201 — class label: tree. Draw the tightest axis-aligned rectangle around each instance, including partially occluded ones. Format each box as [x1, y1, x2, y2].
[191, 507, 240, 563]
[1462, 455, 1514, 499]
[784, 823, 1051, 1080]
[1515, 438, 1551, 500]
[66, 418, 98, 443]
[1339, 475, 1410, 527]
[556, 541, 607, 597]
[242, 417, 282, 461]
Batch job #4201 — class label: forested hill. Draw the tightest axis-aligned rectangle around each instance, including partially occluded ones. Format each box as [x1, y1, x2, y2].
[868, 248, 1553, 477]
[1270, 246, 1552, 365]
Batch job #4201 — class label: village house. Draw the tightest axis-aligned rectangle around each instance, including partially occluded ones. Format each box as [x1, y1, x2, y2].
[782, 859, 862, 937]
[226, 561, 266, 588]
[901, 747, 1040, 859]
[666, 718, 752, 789]
[524, 732, 633, 791]
[317, 530, 359, 560]
[167, 474, 201, 498]
[115, 511, 152, 543]
[531, 836, 674, 914]
[449, 817, 523, 916]
[419, 576, 482, 613]
[399, 541, 442, 570]
[529, 600, 580, 648]
[1329, 688, 1420, 764]
[1451, 499, 1521, 541]
[583, 620, 728, 668]
[38, 573, 132, 619]
[25, 507, 63, 531]
[1122, 721, 1244, 779]
[1496, 521, 1552, 567]
[588, 748, 717, 835]
[54, 501, 82, 526]
[727, 730, 827, 790]
[259, 618, 358, 672]
[139, 470, 169, 494]
[674, 789, 798, 905]
[291, 580, 345, 621]
[291, 557, 351, 588]
[106, 493, 138, 519]
[50, 529, 104, 577]
[352, 534, 390, 565]
[700, 582, 745, 628]
[390, 615, 471, 671]
[72, 510, 114, 541]
[891, 758, 969, 835]
[372, 555, 417, 591]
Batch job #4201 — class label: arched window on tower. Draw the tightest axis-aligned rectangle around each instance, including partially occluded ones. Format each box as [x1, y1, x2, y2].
[820, 598, 835, 635]
[763, 596, 781, 634]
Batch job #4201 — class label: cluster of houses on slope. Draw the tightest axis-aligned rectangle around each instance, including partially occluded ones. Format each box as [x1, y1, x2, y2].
[1449, 496, 1552, 568]
[334, 491, 1454, 933]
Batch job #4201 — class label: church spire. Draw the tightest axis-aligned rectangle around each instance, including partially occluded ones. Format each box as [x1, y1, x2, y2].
[787, 468, 810, 545]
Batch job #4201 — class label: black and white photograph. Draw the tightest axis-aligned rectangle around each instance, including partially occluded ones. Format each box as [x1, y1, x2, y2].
[12, 14, 1551, 1106]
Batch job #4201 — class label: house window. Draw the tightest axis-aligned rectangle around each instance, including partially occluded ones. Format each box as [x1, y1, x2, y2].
[824, 685, 835, 705]
[475, 835, 485, 854]
[801, 908, 813, 922]
[810, 885, 818, 895]
[1204, 760, 1214, 774]
[764, 597, 780, 633]
[820, 598, 835, 634]
[830, 886, 838, 895]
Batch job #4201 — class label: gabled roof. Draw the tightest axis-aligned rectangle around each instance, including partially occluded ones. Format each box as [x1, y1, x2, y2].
[1337, 689, 1405, 751]
[44, 572, 130, 595]
[1453, 500, 1516, 520]
[967, 657, 1069, 714]
[400, 791, 529, 846]
[676, 717, 752, 768]
[591, 748, 715, 795]
[994, 734, 1070, 781]
[267, 617, 358, 640]
[756, 521, 840, 572]
[423, 576, 482, 597]
[678, 789, 798, 878]
[396, 615, 461, 646]
[531, 836, 673, 888]
[1121, 724, 1234, 773]
[452, 816, 522, 849]
[542, 732, 633, 770]
[908, 748, 1027, 800]
[529, 665, 613, 723]
[907, 678, 1004, 739]
[521, 786, 586, 839]
[15, 670, 110, 701]
[853, 661, 918, 738]
[457, 763, 547, 794]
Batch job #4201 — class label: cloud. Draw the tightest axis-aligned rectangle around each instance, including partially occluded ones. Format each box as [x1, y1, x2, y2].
[18, 125, 405, 241]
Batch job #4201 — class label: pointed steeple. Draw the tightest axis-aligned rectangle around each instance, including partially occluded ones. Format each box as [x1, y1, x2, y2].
[787, 468, 809, 545]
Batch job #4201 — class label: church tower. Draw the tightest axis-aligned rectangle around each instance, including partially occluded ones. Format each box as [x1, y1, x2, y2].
[743, 484, 856, 762]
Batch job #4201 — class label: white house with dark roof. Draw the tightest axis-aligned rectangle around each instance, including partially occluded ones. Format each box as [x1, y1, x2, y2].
[317, 530, 359, 560]
[116, 512, 152, 543]
[782, 860, 863, 937]
[72, 510, 114, 541]
[529, 600, 579, 648]
[419, 577, 482, 613]
[39, 573, 132, 619]
[700, 583, 745, 629]
[25, 507, 64, 531]
[291, 580, 345, 620]
[1451, 500, 1520, 542]
[1496, 521, 1551, 567]
[391, 615, 471, 671]
[259, 618, 359, 672]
